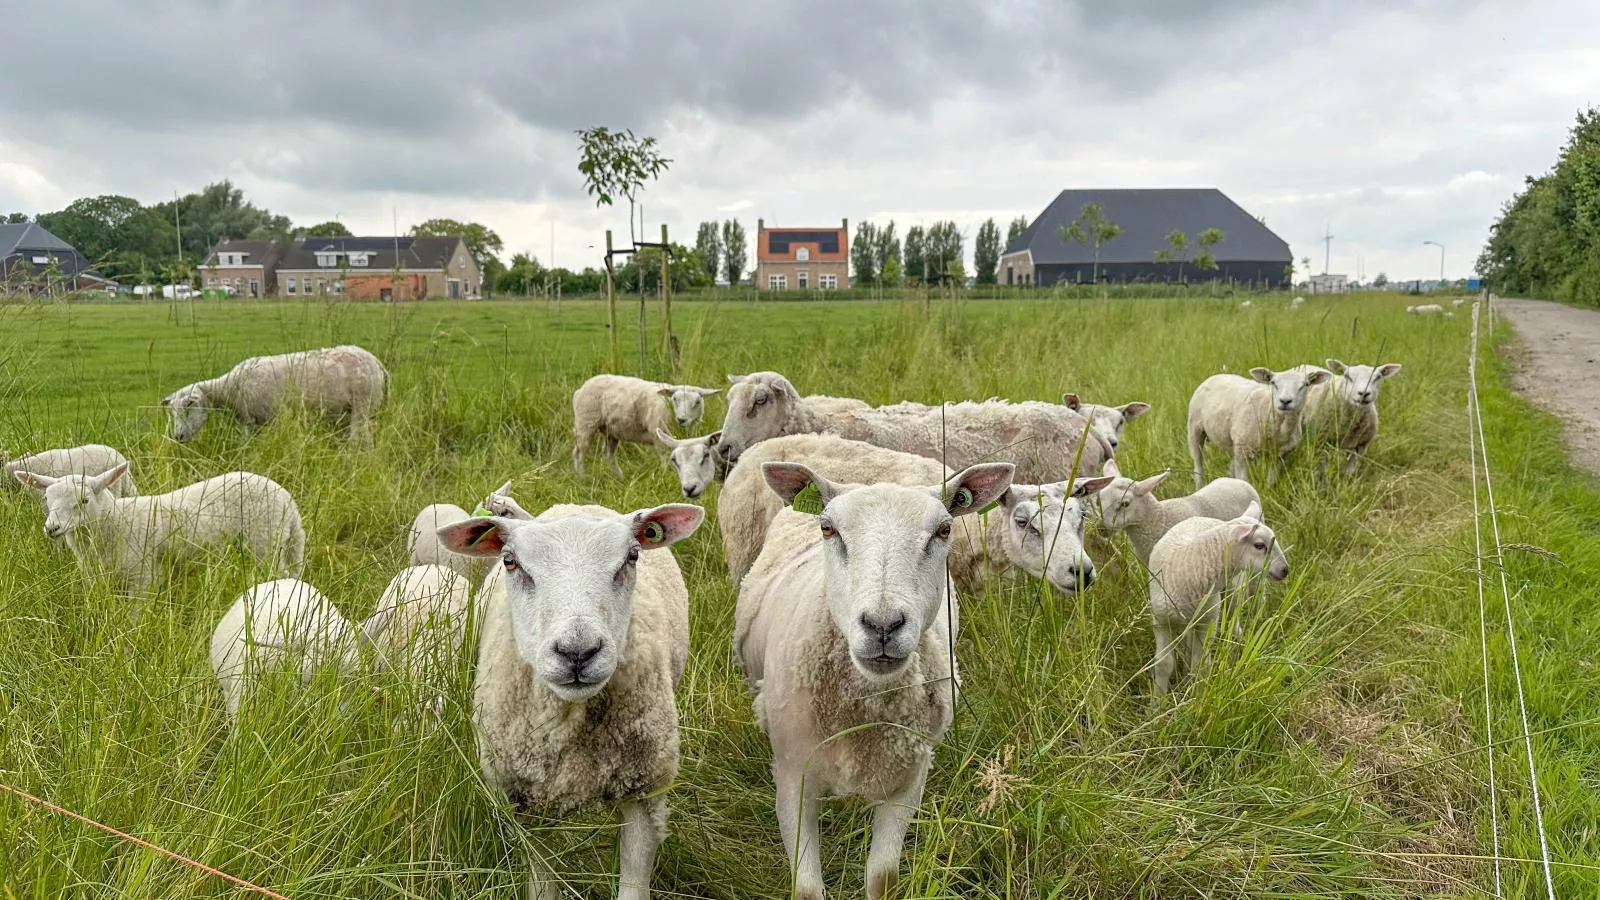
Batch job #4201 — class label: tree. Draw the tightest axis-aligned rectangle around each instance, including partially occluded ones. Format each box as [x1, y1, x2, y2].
[924, 221, 964, 285]
[575, 126, 671, 245]
[1059, 203, 1121, 283]
[1154, 230, 1191, 281]
[880, 254, 902, 287]
[615, 243, 711, 293]
[904, 226, 927, 285]
[5, 213, 28, 224]
[496, 252, 546, 296]
[152, 180, 292, 262]
[946, 259, 967, 287]
[694, 222, 722, 285]
[974, 218, 1001, 284]
[1006, 215, 1028, 245]
[1301, 255, 1313, 279]
[721, 220, 748, 285]
[36, 194, 176, 281]
[876, 221, 900, 279]
[1193, 228, 1225, 274]
[851, 221, 881, 285]
[303, 220, 352, 237]
[1373, 271, 1389, 288]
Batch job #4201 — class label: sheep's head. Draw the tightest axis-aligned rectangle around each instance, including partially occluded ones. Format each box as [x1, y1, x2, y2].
[659, 385, 719, 430]
[1063, 393, 1150, 454]
[1249, 366, 1329, 414]
[1325, 359, 1401, 408]
[1096, 466, 1169, 532]
[998, 476, 1112, 593]
[437, 504, 703, 703]
[14, 463, 128, 539]
[656, 429, 722, 499]
[1221, 516, 1289, 584]
[762, 461, 1014, 683]
[718, 371, 800, 463]
[161, 384, 209, 443]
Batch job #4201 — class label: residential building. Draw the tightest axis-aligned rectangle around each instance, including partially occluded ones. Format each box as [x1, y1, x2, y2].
[1000, 189, 1292, 287]
[0, 222, 114, 294]
[200, 238, 287, 298]
[273, 235, 480, 300]
[1307, 273, 1350, 293]
[754, 219, 849, 291]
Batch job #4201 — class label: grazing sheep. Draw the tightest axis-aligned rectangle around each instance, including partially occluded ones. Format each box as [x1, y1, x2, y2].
[1303, 359, 1403, 478]
[1406, 304, 1445, 315]
[162, 344, 389, 444]
[1147, 513, 1289, 695]
[14, 463, 303, 593]
[717, 371, 1111, 483]
[434, 501, 705, 900]
[1186, 365, 1330, 488]
[719, 433, 1108, 593]
[571, 374, 721, 475]
[1452, 298, 1468, 307]
[1095, 459, 1262, 566]
[655, 429, 725, 500]
[404, 481, 518, 581]
[1239, 299, 1253, 308]
[1062, 393, 1151, 454]
[210, 578, 360, 719]
[1292, 296, 1306, 307]
[735, 461, 1014, 900]
[361, 564, 472, 714]
[3, 444, 137, 500]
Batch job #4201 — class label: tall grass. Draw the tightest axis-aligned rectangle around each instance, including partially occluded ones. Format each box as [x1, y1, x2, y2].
[0, 295, 1595, 898]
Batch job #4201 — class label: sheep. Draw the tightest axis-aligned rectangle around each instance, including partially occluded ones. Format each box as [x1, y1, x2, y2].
[434, 500, 706, 900]
[1062, 393, 1151, 454]
[716, 370, 1111, 484]
[162, 344, 389, 444]
[1186, 365, 1330, 488]
[719, 433, 1109, 593]
[1452, 298, 1468, 307]
[3, 444, 137, 501]
[13, 463, 304, 593]
[1303, 359, 1403, 477]
[1239, 299, 1253, 308]
[361, 564, 472, 716]
[1094, 459, 1262, 566]
[571, 374, 721, 475]
[1406, 304, 1445, 315]
[1292, 296, 1306, 307]
[210, 578, 360, 719]
[404, 480, 519, 581]
[654, 429, 725, 499]
[734, 461, 1015, 900]
[1147, 513, 1289, 695]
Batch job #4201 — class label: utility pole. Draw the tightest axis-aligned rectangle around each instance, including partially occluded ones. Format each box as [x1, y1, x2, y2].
[1321, 223, 1334, 275]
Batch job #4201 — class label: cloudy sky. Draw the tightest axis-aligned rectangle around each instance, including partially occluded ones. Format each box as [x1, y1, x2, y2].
[1, 0, 1593, 281]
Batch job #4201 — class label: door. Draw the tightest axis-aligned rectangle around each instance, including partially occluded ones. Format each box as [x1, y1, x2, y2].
[798, 271, 808, 289]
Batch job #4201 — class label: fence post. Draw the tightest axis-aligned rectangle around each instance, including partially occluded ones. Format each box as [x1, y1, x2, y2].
[604, 230, 617, 370]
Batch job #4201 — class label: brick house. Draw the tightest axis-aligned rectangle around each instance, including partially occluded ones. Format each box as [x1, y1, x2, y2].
[274, 235, 480, 300]
[754, 219, 849, 291]
[200, 238, 286, 298]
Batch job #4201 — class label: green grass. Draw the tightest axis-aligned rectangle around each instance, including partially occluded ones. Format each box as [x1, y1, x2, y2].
[1, 294, 1596, 898]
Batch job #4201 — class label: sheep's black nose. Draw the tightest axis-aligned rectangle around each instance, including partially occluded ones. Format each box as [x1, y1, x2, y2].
[860, 611, 907, 644]
[553, 639, 603, 671]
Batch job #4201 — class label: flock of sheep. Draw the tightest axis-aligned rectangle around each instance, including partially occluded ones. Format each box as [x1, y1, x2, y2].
[3, 334, 1408, 900]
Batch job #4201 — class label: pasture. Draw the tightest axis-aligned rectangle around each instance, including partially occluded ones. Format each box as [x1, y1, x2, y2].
[1, 294, 1596, 898]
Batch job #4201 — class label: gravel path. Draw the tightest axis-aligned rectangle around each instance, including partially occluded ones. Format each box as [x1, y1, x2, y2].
[1496, 298, 1600, 475]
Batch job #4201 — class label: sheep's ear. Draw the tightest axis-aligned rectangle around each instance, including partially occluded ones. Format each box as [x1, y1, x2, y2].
[1071, 476, 1114, 498]
[654, 428, 681, 449]
[762, 462, 834, 507]
[1102, 458, 1122, 478]
[656, 386, 675, 397]
[1377, 363, 1402, 379]
[1249, 367, 1274, 384]
[771, 376, 799, 400]
[1062, 392, 1082, 409]
[941, 463, 1015, 517]
[705, 430, 722, 447]
[696, 387, 721, 398]
[1306, 369, 1331, 386]
[88, 463, 128, 493]
[1242, 500, 1264, 522]
[1119, 401, 1151, 419]
[1324, 358, 1348, 375]
[726, 373, 747, 384]
[1133, 470, 1170, 495]
[436, 517, 513, 556]
[632, 504, 705, 549]
[14, 470, 57, 491]
[491, 479, 513, 498]
[1227, 520, 1259, 544]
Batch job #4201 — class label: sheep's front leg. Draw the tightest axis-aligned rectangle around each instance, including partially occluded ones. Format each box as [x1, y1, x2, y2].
[604, 436, 624, 478]
[867, 763, 929, 900]
[617, 795, 668, 900]
[1184, 623, 1208, 681]
[775, 759, 825, 900]
[1228, 451, 1251, 483]
[1342, 448, 1364, 478]
[1151, 620, 1176, 696]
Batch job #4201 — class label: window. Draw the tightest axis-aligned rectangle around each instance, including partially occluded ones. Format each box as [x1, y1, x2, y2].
[797, 271, 808, 289]
[233, 278, 243, 293]
[819, 273, 838, 289]
[332, 280, 344, 294]
[31, 255, 49, 265]
[796, 247, 810, 262]
[316, 253, 337, 267]
[317, 279, 326, 295]
[302, 277, 312, 294]
[348, 252, 370, 267]
[249, 279, 259, 297]
[767, 273, 787, 289]
[208, 277, 220, 287]
[286, 277, 297, 295]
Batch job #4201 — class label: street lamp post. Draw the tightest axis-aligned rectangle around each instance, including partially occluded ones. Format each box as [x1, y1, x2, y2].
[1422, 240, 1445, 283]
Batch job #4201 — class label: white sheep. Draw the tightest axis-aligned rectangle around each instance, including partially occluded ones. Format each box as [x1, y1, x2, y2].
[654, 429, 725, 500]
[736, 460, 1014, 900]
[1452, 298, 1468, 307]
[1186, 365, 1330, 488]
[162, 344, 389, 444]
[571, 374, 721, 475]
[1406, 304, 1445, 315]
[434, 500, 706, 900]
[361, 564, 472, 715]
[719, 433, 1108, 593]
[1062, 393, 1151, 454]
[3, 444, 138, 501]
[1303, 359, 1403, 478]
[1147, 513, 1289, 695]
[1292, 296, 1306, 307]
[717, 371, 1111, 484]
[210, 578, 360, 719]
[1239, 299, 1253, 308]
[404, 480, 519, 581]
[13, 463, 304, 593]
[1096, 459, 1263, 566]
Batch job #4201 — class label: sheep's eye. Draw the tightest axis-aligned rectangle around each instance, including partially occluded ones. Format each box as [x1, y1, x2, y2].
[935, 521, 952, 540]
[1118, 499, 1131, 508]
[626, 545, 641, 564]
[754, 394, 769, 406]
[501, 556, 520, 573]
[820, 521, 836, 539]
[1253, 541, 1267, 551]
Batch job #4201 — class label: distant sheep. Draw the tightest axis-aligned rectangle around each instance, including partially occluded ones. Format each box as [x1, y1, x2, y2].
[210, 578, 360, 720]
[656, 429, 725, 499]
[162, 344, 389, 444]
[1406, 304, 1445, 315]
[1292, 296, 1306, 307]
[14, 463, 303, 593]
[1096, 459, 1262, 566]
[1186, 365, 1330, 488]
[571, 374, 720, 475]
[1303, 359, 1402, 477]
[405, 480, 518, 581]
[1239, 299, 1253, 308]
[1062, 393, 1151, 454]
[3, 444, 137, 501]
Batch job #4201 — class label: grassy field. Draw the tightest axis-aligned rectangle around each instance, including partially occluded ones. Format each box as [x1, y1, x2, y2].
[0, 294, 1595, 898]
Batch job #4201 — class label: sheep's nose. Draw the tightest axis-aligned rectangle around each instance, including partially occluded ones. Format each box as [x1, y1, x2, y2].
[1278, 399, 1293, 410]
[685, 486, 702, 499]
[1068, 565, 1095, 589]
[860, 611, 907, 644]
[552, 639, 603, 671]
[1358, 392, 1373, 403]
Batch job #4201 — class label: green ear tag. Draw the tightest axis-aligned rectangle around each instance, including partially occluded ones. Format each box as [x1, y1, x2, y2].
[471, 504, 493, 517]
[790, 482, 824, 515]
[642, 520, 666, 544]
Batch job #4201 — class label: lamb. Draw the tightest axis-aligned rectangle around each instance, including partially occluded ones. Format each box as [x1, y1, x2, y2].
[1095, 459, 1262, 566]
[361, 564, 472, 714]
[716, 370, 1111, 484]
[210, 578, 360, 719]
[1147, 513, 1289, 695]
[1186, 365, 1330, 488]
[13, 463, 303, 593]
[1303, 358, 1403, 478]
[735, 461, 1015, 900]
[162, 344, 389, 444]
[404, 480, 519, 581]
[434, 500, 705, 900]
[3, 444, 138, 501]
[654, 429, 725, 499]
[719, 433, 1108, 593]
[1406, 304, 1445, 315]
[1062, 393, 1151, 454]
[570, 374, 721, 475]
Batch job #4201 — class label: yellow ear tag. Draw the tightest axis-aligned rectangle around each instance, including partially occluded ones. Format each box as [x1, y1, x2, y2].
[790, 482, 824, 516]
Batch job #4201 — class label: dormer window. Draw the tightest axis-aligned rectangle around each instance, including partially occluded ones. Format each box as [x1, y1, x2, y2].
[316, 253, 338, 267]
[795, 247, 810, 261]
[348, 252, 370, 267]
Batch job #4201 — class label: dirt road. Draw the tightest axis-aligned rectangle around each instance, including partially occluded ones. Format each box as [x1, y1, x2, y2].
[1496, 297, 1600, 475]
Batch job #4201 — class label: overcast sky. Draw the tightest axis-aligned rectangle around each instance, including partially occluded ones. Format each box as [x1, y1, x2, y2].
[1, 0, 1593, 281]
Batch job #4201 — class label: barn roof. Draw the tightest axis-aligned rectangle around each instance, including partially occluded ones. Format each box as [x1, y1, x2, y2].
[1004, 189, 1290, 265]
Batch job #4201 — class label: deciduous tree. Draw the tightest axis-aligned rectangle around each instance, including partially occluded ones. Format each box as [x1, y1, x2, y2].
[694, 222, 721, 285]
[1058, 203, 1120, 283]
[974, 218, 1001, 284]
[721, 220, 748, 285]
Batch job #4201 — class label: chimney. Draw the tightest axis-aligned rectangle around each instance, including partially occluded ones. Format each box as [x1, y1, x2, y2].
[757, 218, 764, 233]
[842, 217, 848, 233]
